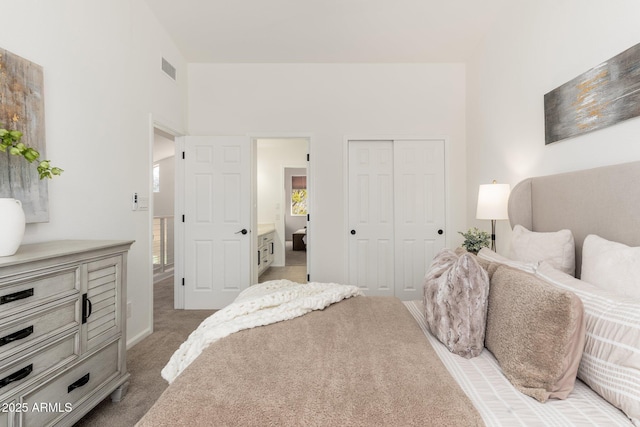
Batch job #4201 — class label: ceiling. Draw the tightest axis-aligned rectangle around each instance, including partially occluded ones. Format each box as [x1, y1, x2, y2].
[144, 0, 510, 63]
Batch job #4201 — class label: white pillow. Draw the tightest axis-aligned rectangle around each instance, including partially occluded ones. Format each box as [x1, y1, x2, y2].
[581, 234, 640, 299]
[508, 225, 575, 276]
[536, 262, 640, 425]
[477, 248, 538, 274]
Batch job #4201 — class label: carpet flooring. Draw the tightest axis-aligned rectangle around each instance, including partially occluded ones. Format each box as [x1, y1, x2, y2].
[74, 242, 307, 426]
[73, 278, 215, 426]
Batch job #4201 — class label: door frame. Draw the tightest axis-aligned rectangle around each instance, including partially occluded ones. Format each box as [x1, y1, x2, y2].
[251, 133, 312, 283]
[342, 135, 452, 288]
[147, 115, 185, 327]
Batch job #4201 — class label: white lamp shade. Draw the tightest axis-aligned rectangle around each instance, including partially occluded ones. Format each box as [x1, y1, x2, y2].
[476, 183, 510, 220]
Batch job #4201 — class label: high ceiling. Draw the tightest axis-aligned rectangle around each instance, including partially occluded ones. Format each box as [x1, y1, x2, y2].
[144, 0, 510, 63]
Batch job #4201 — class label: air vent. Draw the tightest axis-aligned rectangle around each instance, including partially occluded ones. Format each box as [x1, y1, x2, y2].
[161, 57, 177, 81]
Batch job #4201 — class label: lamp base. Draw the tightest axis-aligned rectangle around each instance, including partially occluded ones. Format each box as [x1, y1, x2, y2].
[490, 219, 496, 252]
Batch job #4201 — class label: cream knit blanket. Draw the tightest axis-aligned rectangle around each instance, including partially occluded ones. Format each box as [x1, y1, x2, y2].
[161, 280, 363, 383]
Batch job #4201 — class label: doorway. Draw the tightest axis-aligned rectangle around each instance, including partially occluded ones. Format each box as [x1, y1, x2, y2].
[255, 138, 309, 284]
[152, 128, 176, 284]
[150, 123, 180, 320]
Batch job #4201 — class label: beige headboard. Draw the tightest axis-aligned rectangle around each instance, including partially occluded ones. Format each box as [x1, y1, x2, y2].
[508, 161, 640, 277]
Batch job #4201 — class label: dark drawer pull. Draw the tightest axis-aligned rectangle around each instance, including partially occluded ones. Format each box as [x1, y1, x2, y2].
[0, 288, 34, 305]
[68, 373, 90, 393]
[0, 364, 33, 389]
[81, 293, 92, 324]
[0, 326, 34, 347]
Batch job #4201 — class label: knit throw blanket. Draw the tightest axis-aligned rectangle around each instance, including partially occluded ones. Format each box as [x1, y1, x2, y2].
[161, 280, 363, 383]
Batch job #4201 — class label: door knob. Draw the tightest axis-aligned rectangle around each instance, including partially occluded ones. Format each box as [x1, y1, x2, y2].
[437, 229, 444, 235]
[350, 230, 356, 235]
[236, 229, 248, 235]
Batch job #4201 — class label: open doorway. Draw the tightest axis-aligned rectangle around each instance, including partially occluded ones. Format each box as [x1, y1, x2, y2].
[152, 128, 176, 283]
[151, 126, 177, 323]
[255, 138, 309, 284]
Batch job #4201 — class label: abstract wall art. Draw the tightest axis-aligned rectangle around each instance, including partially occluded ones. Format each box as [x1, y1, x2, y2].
[0, 48, 49, 222]
[544, 42, 640, 145]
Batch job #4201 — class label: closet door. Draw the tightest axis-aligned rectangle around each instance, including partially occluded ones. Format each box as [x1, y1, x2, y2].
[347, 139, 446, 300]
[347, 141, 395, 296]
[394, 140, 446, 300]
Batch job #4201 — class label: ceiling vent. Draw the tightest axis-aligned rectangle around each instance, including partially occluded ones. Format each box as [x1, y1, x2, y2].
[161, 57, 177, 81]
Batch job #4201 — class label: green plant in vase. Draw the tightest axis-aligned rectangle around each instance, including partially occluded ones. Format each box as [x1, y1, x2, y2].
[458, 227, 490, 254]
[0, 127, 63, 179]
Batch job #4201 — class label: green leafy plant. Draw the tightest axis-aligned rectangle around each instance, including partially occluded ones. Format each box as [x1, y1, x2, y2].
[458, 227, 490, 254]
[0, 127, 63, 179]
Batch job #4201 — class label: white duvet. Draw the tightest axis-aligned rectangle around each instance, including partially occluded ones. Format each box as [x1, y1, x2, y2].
[161, 280, 363, 383]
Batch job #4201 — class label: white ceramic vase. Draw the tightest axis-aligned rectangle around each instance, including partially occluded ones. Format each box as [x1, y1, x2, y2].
[0, 198, 26, 256]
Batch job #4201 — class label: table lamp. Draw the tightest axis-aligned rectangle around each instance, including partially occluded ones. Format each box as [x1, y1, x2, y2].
[476, 180, 510, 251]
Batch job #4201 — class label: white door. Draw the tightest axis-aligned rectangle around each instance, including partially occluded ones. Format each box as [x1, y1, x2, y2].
[348, 141, 395, 296]
[394, 140, 446, 300]
[347, 139, 446, 300]
[183, 136, 252, 309]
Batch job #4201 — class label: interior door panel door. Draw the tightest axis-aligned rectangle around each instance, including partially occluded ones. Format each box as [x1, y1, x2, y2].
[183, 136, 251, 309]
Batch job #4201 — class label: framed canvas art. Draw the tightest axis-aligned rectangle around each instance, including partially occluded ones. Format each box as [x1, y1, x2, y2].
[0, 48, 49, 222]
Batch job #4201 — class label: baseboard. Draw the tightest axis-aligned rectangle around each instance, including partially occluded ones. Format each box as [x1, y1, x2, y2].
[126, 327, 152, 350]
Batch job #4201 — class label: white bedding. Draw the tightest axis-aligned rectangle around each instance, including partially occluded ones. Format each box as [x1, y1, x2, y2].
[404, 300, 633, 426]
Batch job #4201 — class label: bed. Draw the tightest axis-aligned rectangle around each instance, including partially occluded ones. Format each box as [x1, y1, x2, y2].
[137, 161, 640, 426]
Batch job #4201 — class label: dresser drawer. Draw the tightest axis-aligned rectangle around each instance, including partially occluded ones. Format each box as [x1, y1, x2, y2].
[21, 340, 119, 427]
[0, 267, 79, 316]
[0, 299, 78, 360]
[0, 333, 78, 397]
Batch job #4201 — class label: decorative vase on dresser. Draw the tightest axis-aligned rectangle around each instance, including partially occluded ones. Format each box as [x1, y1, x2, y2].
[0, 199, 26, 257]
[0, 240, 133, 427]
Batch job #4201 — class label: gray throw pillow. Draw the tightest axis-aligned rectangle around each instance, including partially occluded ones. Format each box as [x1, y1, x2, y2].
[423, 249, 490, 359]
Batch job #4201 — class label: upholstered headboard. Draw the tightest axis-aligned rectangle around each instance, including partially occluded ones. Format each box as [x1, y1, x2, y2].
[508, 161, 640, 277]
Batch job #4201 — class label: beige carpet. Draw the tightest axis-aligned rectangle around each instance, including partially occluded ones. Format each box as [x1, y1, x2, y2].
[74, 277, 215, 426]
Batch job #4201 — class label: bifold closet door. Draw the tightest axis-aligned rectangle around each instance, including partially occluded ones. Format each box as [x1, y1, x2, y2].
[348, 141, 395, 296]
[348, 139, 445, 300]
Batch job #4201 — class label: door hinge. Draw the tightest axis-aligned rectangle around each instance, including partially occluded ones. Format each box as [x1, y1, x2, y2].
[182, 278, 185, 287]
[307, 274, 310, 281]
[182, 214, 185, 222]
[182, 151, 185, 159]
[306, 153, 309, 161]
[307, 214, 310, 221]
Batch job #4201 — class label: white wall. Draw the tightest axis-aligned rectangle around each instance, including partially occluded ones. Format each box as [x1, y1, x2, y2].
[467, 0, 640, 254]
[189, 63, 467, 283]
[1, 0, 188, 346]
[257, 139, 308, 267]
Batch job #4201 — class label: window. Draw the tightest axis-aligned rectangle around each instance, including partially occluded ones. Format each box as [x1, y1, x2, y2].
[291, 175, 307, 216]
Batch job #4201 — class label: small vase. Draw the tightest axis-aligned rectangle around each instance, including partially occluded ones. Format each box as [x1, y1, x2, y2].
[0, 198, 26, 256]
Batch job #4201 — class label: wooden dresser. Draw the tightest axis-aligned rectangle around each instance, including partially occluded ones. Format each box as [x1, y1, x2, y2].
[0, 240, 133, 427]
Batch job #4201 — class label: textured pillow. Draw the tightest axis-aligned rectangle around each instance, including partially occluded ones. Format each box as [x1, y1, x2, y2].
[508, 225, 575, 276]
[423, 249, 489, 359]
[485, 265, 585, 402]
[536, 262, 640, 425]
[581, 234, 640, 299]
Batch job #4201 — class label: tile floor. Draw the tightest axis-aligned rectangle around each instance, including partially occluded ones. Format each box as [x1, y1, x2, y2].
[258, 241, 307, 283]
